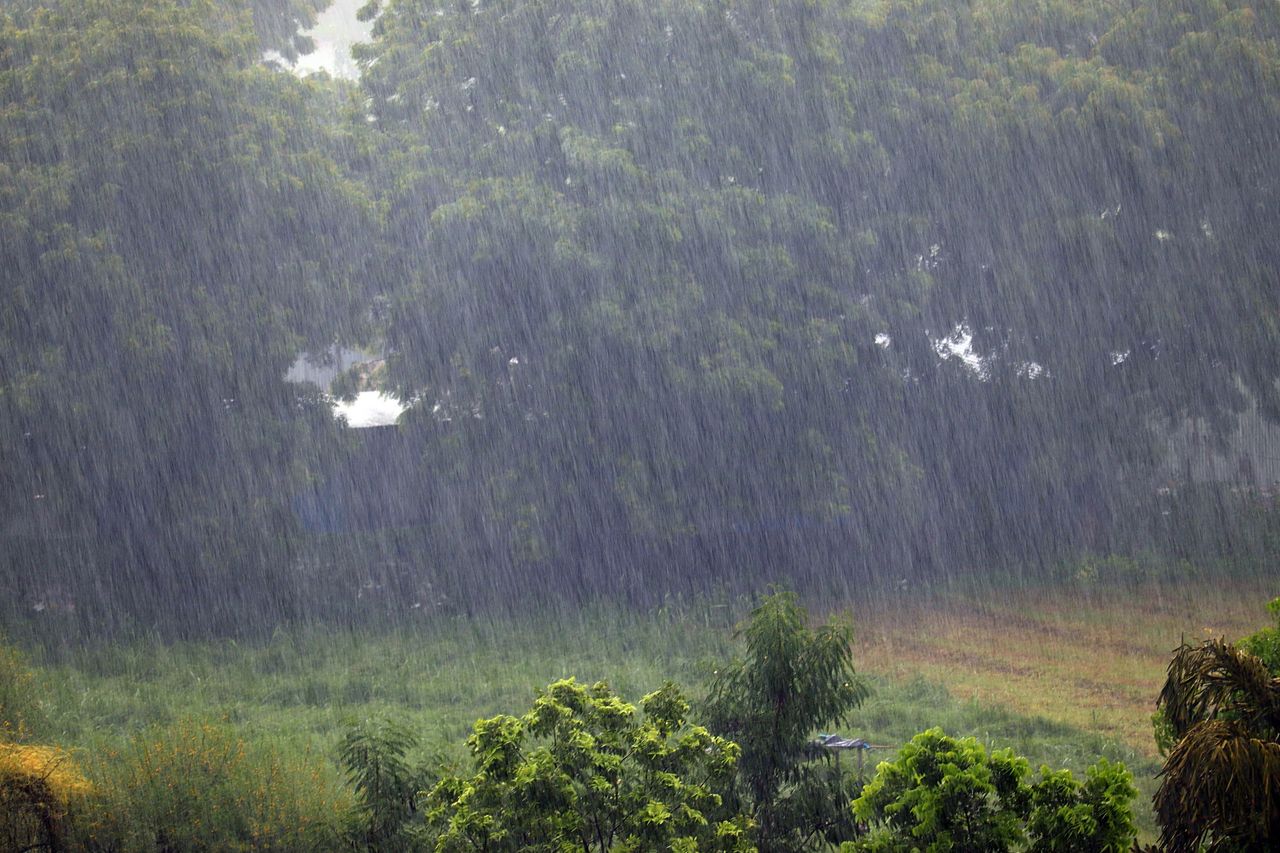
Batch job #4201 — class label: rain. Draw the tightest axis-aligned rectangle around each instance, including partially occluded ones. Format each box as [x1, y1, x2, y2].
[1, 0, 1278, 849]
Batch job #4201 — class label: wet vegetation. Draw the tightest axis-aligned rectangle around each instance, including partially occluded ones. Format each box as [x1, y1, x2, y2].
[2, 0, 1280, 848]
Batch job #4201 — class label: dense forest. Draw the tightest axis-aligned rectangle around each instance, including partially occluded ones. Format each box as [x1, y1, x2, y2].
[2, 0, 1278, 633]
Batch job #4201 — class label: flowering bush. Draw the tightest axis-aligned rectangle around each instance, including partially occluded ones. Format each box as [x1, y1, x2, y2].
[0, 740, 91, 850]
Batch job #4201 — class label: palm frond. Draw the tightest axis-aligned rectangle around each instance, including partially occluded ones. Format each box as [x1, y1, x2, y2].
[1156, 639, 1280, 739]
[1154, 719, 1280, 852]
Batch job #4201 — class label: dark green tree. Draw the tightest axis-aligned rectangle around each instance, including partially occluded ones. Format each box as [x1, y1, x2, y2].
[705, 590, 871, 850]
[348, 0, 1280, 599]
[0, 0, 371, 634]
[247, 0, 330, 62]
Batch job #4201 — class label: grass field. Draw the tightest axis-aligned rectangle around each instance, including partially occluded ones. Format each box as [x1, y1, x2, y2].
[4, 573, 1274, 847]
[854, 575, 1274, 757]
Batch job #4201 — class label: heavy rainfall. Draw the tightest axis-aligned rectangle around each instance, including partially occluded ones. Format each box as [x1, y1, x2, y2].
[1, 0, 1278, 849]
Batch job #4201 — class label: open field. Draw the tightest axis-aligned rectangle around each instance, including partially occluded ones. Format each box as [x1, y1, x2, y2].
[854, 576, 1275, 758]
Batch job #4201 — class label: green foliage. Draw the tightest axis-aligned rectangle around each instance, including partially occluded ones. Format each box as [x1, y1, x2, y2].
[0, 598, 1181, 844]
[0, 0, 371, 635]
[0, 642, 42, 741]
[1150, 707, 1178, 758]
[851, 729, 1031, 852]
[71, 718, 349, 851]
[246, 0, 329, 62]
[1238, 596, 1280, 675]
[423, 677, 754, 852]
[849, 728, 1136, 853]
[1024, 760, 1137, 853]
[705, 590, 870, 850]
[339, 717, 428, 851]
[338, 0, 1280, 594]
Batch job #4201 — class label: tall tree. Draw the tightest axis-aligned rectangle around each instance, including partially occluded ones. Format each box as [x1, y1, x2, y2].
[0, 0, 370, 634]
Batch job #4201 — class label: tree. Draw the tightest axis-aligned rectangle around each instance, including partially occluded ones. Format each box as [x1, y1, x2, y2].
[246, 0, 330, 62]
[1239, 596, 1280, 674]
[704, 590, 871, 850]
[0, 0, 371, 635]
[352, 0, 923, 599]
[1153, 630, 1280, 851]
[347, 0, 1280, 602]
[339, 718, 428, 852]
[850, 727, 1136, 853]
[423, 678, 754, 852]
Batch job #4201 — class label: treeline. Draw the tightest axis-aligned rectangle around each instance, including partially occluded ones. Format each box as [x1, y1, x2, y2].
[3, 0, 1280, 634]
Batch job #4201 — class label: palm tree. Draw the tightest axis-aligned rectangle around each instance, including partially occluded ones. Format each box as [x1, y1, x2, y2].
[1153, 638, 1280, 851]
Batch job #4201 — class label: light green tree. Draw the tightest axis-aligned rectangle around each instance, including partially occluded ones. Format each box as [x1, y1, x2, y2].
[849, 728, 1136, 853]
[423, 678, 755, 852]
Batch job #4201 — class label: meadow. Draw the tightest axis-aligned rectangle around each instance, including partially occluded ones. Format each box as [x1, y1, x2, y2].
[3, 569, 1273, 848]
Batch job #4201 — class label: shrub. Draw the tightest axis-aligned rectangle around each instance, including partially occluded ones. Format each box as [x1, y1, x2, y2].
[0, 741, 91, 851]
[1238, 596, 1280, 674]
[424, 678, 754, 852]
[71, 718, 350, 851]
[849, 728, 1136, 853]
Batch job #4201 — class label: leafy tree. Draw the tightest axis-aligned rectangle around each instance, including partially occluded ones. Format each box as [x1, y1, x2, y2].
[423, 678, 754, 852]
[1154, 632, 1280, 851]
[705, 590, 870, 850]
[0, 0, 371, 634]
[849, 727, 1136, 853]
[246, 0, 330, 62]
[1024, 762, 1138, 853]
[348, 0, 1280, 600]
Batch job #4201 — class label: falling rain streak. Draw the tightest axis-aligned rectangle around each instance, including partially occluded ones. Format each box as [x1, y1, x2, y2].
[1, 0, 1278, 850]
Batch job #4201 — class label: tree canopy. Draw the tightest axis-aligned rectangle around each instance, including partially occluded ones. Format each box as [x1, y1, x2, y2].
[0, 0, 371, 633]
[3, 0, 1280, 630]
[346, 0, 1280, 594]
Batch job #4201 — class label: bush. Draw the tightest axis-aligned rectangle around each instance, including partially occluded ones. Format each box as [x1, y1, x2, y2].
[849, 728, 1136, 853]
[0, 741, 91, 851]
[1238, 596, 1280, 674]
[71, 718, 350, 851]
[424, 678, 754, 852]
